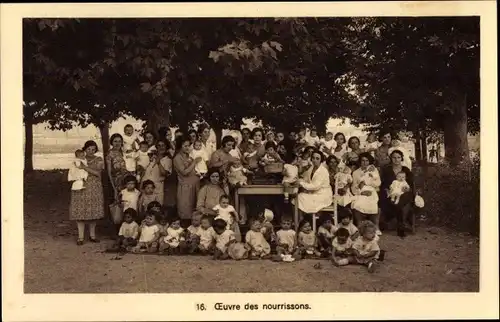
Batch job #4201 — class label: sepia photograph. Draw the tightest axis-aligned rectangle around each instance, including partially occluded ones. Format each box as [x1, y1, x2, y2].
[2, 1, 498, 321]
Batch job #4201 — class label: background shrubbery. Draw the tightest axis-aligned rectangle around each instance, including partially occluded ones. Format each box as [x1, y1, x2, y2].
[417, 157, 480, 236]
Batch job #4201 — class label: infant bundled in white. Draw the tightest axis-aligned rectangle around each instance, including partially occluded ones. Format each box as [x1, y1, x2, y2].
[123, 124, 141, 173]
[68, 149, 88, 191]
[228, 158, 251, 186]
[189, 140, 209, 178]
[389, 171, 410, 204]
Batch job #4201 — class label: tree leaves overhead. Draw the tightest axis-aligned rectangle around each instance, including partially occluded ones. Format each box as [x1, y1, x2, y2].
[23, 17, 479, 137]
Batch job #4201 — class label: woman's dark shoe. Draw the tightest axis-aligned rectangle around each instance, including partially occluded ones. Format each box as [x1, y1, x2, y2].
[397, 228, 406, 238]
[89, 238, 100, 243]
[76, 239, 84, 246]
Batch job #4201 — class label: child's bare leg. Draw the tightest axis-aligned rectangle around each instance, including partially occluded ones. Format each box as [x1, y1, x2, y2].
[394, 195, 400, 205]
[332, 256, 349, 267]
[158, 240, 169, 254]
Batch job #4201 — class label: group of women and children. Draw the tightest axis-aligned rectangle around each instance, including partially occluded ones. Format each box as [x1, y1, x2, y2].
[68, 123, 422, 273]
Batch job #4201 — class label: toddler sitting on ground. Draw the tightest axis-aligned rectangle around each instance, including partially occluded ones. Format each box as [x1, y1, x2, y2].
[336, 209, 360, 241]
[245, 219, 272, 260]
[213, 195, 241, 241]
[350, 221, 381, 273]
[275, 217, 296, 262]
[133, 211, 160, 253]
[296, 220, 321, 258]
[227, 158, 251, 186]
[317, 213, 338, 257]
[282, 163, 299, 202]
[159, 216, 186, 255]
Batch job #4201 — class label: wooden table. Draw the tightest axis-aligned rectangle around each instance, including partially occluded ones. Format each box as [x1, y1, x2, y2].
[234, 185, 300, 231]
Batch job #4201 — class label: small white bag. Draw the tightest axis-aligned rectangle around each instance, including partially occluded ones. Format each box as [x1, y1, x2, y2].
[414, 194, 425, 208]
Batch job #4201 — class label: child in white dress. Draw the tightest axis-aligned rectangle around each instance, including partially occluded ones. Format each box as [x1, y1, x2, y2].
[275, 217, 296, 260]
[119, 175, 141, 211]
[117, 208, 140, 251]
[246, 219, 272, 259]
[227, 159, 251, 186]
[68, 149, 88, 191]
[133, 212, 160, 253]
[297, 220, 321, 258]
[389, 171, 410, 204]
[189, 140, 209, 178]
[159, 216, 186, 254]
[213, 195, 241, 240]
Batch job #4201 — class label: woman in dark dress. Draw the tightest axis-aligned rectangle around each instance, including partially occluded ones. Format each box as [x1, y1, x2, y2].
[379, 149, 415, 237]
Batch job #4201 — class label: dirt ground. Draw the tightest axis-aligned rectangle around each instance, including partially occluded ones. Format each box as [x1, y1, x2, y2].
[24, 171, 479, 293]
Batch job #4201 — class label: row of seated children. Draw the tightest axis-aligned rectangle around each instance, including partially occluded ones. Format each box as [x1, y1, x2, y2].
[115, 202, 383, 273]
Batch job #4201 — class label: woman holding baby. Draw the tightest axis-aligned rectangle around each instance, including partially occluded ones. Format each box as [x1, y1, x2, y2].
[350, 152, 382, 236]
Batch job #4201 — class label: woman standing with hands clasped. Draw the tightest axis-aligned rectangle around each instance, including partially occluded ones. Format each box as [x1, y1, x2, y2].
[174, 136, 202, 226]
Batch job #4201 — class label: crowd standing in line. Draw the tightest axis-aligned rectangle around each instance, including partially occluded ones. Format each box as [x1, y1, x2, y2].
[68, 123, 421, 272]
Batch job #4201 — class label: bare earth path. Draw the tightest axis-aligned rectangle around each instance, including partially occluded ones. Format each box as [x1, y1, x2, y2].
[24, 171, 479, 293]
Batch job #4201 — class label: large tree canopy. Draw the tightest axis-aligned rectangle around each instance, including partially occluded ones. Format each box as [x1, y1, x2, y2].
[23, 17, 480, 171]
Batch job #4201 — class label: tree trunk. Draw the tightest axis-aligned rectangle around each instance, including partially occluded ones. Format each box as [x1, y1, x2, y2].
[414, 129, 422, 162]
[444, 92, 469, 166]
[98, 122, 110, 160]
[24, 113, 34, 173]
